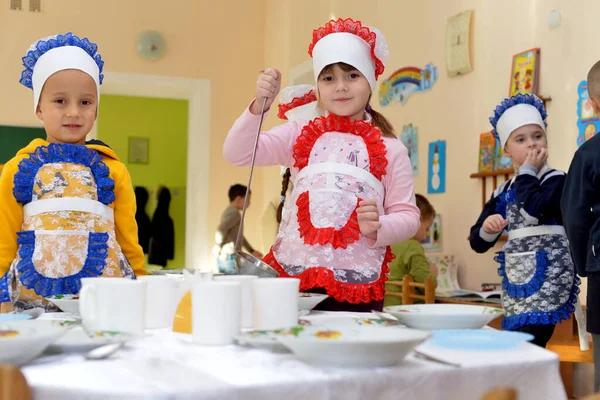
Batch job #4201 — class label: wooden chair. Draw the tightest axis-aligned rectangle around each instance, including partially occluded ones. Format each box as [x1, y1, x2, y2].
[0, 365, 31, 400]
[386, 275, 435, 305]
[480, 387, 517, 400]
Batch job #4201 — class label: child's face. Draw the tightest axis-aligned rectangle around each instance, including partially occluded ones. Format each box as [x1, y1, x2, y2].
[233, 194, 250, 210]
[413, 215, 434, 242]
[503, 124, 547, 166]
[317, 64, 371, 120]
[36, 69, 97, 145]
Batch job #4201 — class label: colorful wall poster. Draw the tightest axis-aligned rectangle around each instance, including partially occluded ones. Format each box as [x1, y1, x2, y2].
[427, 140, 446, 194]
[576, 80, 600, 147]
[477, 132, 496, 173]
[428, 254, 459, 292]
[379, 63, 438, 107]
[400, 124, 419, 176]
[494, 140, 512, 171]
[420, 213, 442, 252]
[509, 48, 540, 96]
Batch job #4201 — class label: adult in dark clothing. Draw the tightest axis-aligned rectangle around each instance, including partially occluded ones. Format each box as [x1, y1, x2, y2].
[134, 186, 152, 254]
[148, 186, 175, 267]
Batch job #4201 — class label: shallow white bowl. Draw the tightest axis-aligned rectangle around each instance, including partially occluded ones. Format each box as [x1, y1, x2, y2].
[384, 304, 504, 330]
[46, 298, 80, 315]
[0, 320, 70, 365]
[49, 326, 133, 353]
[276, 325, 430, 368]
[298, 293, 328, 311]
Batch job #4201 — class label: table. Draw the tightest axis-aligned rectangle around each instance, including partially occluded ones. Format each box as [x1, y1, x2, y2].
[22, 312, 567, 400]
[435, 296, 593, 397]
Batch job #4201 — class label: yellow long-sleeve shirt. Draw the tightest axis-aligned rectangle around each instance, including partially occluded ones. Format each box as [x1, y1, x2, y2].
[0, 139, 146, 280]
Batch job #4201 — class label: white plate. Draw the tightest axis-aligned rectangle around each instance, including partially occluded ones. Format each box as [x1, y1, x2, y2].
[235, 320, 313, 353]
[384, 304, 504, 330]
[298, 293, 328, 310]
[276, 325, 430, 368]
[304, 315, 403, 329]
[0, 320, 70, 365]
[45, 297, 80, 314]
[298, 309, 310, 317]
[49, 325, 134, 353]
[237, 317, 404, 355]
[300, 311, 401, 326]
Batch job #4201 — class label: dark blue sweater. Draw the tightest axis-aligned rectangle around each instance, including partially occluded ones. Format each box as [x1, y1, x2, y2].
[562, 133, 600, 277]
[470, 165, 566, 254]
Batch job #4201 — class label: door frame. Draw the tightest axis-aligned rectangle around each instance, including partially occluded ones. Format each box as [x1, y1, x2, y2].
[92, 72, 211, 271]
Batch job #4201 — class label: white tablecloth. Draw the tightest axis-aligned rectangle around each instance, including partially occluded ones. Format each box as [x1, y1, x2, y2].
[22, 312, 567, 400]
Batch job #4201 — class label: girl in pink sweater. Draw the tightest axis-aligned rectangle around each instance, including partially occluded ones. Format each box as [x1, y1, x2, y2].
[224, 18, 419, 312]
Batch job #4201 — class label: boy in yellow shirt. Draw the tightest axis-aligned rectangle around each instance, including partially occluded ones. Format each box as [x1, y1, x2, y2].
[0, 32, 145, 312]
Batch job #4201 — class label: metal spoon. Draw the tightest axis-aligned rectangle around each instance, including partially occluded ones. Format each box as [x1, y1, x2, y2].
[84, 342, 125, 360]
[234, 97, 278, 277]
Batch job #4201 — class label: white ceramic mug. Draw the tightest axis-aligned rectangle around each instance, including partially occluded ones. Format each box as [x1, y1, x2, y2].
[192, 281, 241, 345]
[252, 278, 300, 330]
[79, 277, 147, 336]
[214, 275, 257, 329]
[137, 276, 179, 329]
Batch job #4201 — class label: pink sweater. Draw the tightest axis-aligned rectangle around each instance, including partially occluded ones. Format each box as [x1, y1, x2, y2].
[223, 103, 420, 248]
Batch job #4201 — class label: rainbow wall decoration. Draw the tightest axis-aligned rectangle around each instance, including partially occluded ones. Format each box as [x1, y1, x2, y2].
[379, 63, 438, 107]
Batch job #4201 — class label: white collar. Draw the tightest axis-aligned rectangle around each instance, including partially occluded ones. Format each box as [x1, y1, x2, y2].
[514, 164, 551, 177]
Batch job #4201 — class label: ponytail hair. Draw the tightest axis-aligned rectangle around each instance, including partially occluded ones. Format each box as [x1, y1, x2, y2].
[368, 103, 396, 138]
[276, 168, 292, 224]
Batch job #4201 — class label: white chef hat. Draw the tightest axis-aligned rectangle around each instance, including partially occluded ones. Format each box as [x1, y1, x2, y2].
[490, 94, 547, 148]
[20, 32, 104, 113]
[308, 18, 389, 92]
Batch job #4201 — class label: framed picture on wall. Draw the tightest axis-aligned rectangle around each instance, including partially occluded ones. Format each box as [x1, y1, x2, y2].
[427, 140, 446, 194]
[508, 48, 540, 96]
[445, 9, 473, 77]
[420, 213, 442, 252]
[477, 132, 496, 173]
[128, 136, 149, 164]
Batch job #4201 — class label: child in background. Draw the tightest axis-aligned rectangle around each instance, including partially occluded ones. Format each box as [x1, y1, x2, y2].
[148, 186, 175, 268]
[224, 18, 419, 311]
[214, 184, 262, 275]
[134, 186, 151, 254]
[0, 32, 145, 311]
[384, 194, 438, 307]
[469, 94, 580, 347]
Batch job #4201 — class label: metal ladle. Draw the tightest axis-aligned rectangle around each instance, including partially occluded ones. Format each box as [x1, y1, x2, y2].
[234, 97, 279, 278]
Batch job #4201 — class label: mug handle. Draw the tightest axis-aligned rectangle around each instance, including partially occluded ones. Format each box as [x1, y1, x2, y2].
[79, 285, 97, 332]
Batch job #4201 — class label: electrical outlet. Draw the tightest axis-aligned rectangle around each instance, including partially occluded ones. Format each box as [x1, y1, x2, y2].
[548, 9, 561, 29]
